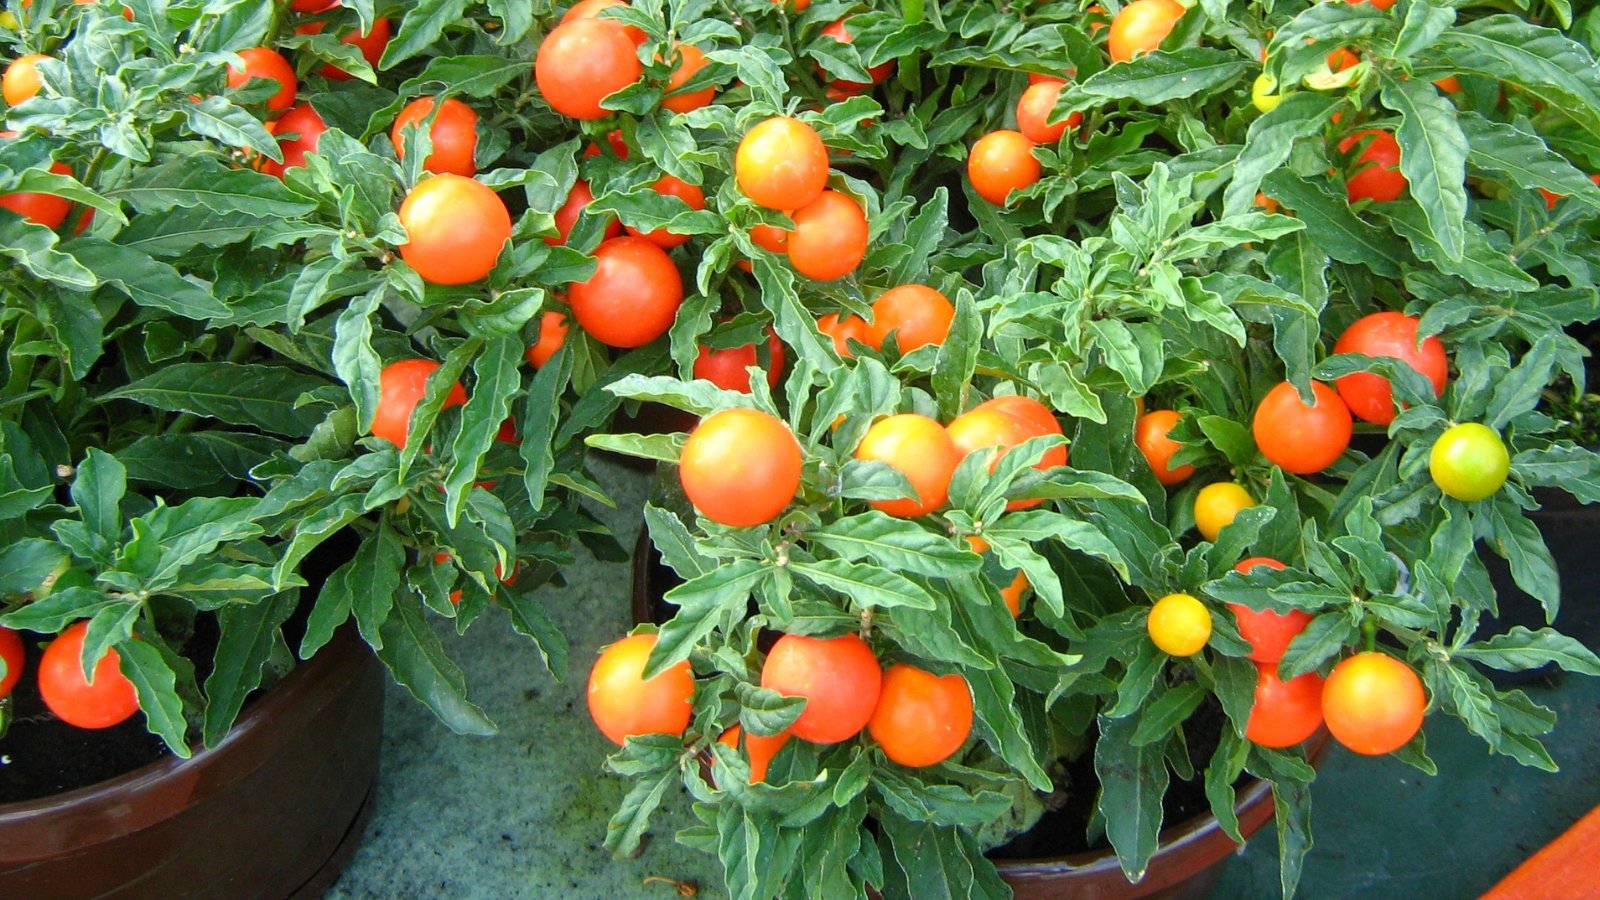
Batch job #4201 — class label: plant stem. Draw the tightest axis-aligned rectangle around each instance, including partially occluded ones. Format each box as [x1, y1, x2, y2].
[1362, 617, 1377, 653]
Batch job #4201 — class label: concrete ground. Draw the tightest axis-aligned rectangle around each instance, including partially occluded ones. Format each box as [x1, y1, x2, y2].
[327, 460, 1600, 899]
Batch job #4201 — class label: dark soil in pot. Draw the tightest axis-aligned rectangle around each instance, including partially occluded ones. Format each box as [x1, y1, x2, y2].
[1480, 485, 1600, 685]
[0, 526, 361, 803]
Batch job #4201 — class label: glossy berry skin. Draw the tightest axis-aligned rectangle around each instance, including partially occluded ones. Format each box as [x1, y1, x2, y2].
[535, 19, 642, 120]
[947, 396, 1066, 510]
[968, 130, 1040, 206]
[787, 189, 868, 281]
[1135, 410, 1196, 486]
[0, 627, 23, 700]
[226, 47, 298, 112]
[259, 102, 327, 177]
[38, 621, 140, 730]
[867, 284, 955, 352]
[717, 725, 793, 784]
[693, 330, 784, 393]
[868, 664, 974, 767]
[854, 414, 960, 518]
[735, 117, 830, 211]
[1229, 557, 1314, 665]
[1322, 652, 1426, 755]
[397, 174, 512, 285]
[679, 408, 803, 527]
[760, 633, 882, 744]
[562, 0, 648, 46]
[3, 53, 48, 107]
[661, 44, 715, 114]
[1193, 482, 1255, 542]
[1332, 312, 1448, 425]
[567, 236, 684, 348]
[370, 359, 467, 448]
[391, 96, 479, 177]
[0, 159, 72, 228]
[1252, 380, 1353, 475]
[587, 633, 695, 745]
[624, 174, 705, 249]
[1339, 129, 1406, 204]
[1246, 666, 1325, 748]
[548, 180, 621, 247]
[1147, 593, 1212, 656]
[299, 17, 391, 81]
[1016, 80, 1082, 144]
[1429, 422, 1511, 502]
[818, 313, 870, 357]
[1108, 0, 1185, 63]
[526, 311, 569, 369]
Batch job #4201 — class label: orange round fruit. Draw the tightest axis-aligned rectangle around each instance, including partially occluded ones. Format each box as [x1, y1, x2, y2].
[679, 408, 803, 527]
[587, 633, 695, 745]
[1134, 409, 1195, 486]
[760, 633, 882, 744]
[968, 130, 1040, 206]
[867, 284, 955, 352]
[787, 189, 868, 281]
[735, 117, 830, 211]
[854, 414, 960, 518]
[391, 96, 480, 177]
[398, 174, 512, 285]
[867, 664, 974, 767]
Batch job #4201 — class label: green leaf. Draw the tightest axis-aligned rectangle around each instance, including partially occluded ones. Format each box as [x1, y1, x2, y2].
[1379, 74, 1469, 260]
[1482, 496, 1560, 621]
[110, 157, 315, 217]
[443, 337, 523, 526]
[375, 596, 497, 735]
[104, 363, 332, 437]
[0, 539, 69, 596]
[1223, 92, 1343, 217]
[604, 768, 676, 857]
[378, 0, 472, 69]
[203, 593, 296, 746]
[791, 559, 937, 610]
[118, 638, 192, 758]
[66, 237, 230, 319]
[1094, 713, 1169, 883]
[1259, 172, 1405, 276]
[117, 432, 285, 491]
[1437, 15, 1600, 142]
[647, 561, 766, 678]
[71, 448, 125, 549]
[1457, 112, 1600, 213]
[809, 513, 981, 579]
[1130, 681, 1206, 746]
[520, 339, 575, 510]
[1068, 48, 1249, 106]
[1458, 626, 1600, 674]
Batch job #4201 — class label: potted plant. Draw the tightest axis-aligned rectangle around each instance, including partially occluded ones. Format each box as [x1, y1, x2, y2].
[571, 0, 1600, 898]
[0, 0, 609, 892]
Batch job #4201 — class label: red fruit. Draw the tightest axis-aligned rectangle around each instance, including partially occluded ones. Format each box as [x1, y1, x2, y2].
[693, 329, 785, 393]
[1339, 129, 1405, 204]
[760, 633, 882, 744]
[1331, 312, 1448, 425]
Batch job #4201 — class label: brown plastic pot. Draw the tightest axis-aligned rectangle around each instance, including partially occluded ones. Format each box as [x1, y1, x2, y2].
[995, 773, 1282, 899]
[631, 531, 1323, 899]
[0, 624, 384, 899]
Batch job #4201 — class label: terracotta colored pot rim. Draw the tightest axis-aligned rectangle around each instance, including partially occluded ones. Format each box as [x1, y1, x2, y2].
[0, 627, 360, 824]
[992, 774, 1272, 877]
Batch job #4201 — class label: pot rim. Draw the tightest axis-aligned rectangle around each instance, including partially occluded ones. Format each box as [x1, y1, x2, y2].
[990, 773, 1273, 877]
[0, 625, 362, 822]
